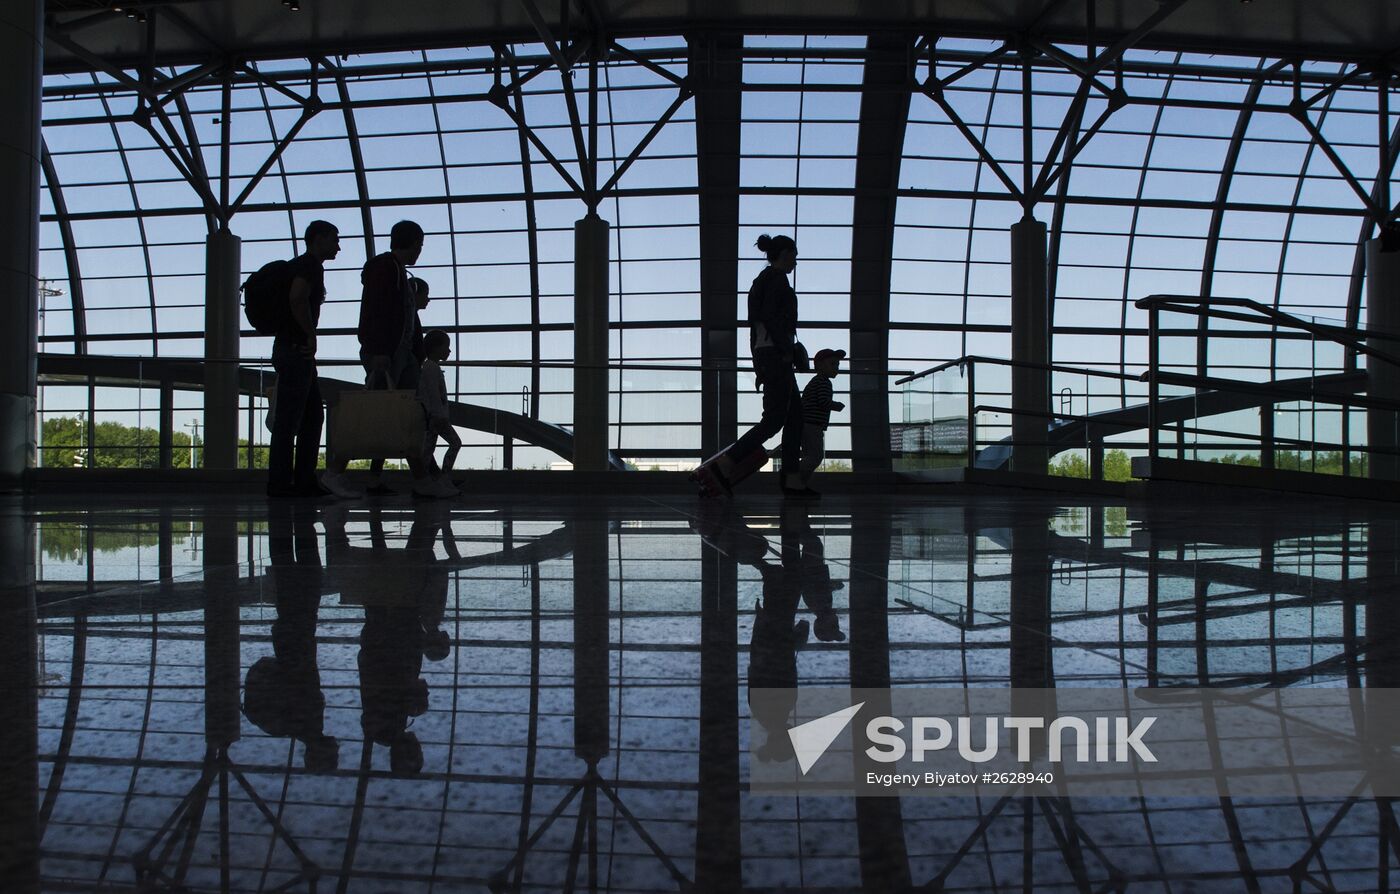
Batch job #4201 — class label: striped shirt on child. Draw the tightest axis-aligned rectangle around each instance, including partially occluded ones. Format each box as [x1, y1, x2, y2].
[802, 375, 836, 429]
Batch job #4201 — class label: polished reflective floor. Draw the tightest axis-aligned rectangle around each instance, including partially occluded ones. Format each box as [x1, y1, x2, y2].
[1, 488, 1397, 892]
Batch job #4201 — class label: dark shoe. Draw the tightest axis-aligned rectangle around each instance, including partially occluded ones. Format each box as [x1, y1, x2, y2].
[781, 487, 820, 500]
[266, 482, 302, 499]
[792, 619, 811, 647]
[365, 482, 395, 496]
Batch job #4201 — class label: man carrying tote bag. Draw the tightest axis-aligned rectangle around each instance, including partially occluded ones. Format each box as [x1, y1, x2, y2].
[323, 220, 457, 499]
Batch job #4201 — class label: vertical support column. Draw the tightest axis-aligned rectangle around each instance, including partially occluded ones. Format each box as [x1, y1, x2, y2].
[694, 509, 740, 891]
[204, 228, 242, 470]
[203, 510, 242, 748]
[572, 514, 610, 764]
[692, 36, 743, 458]
[847, 503, 911, 890]
[158, 507, 174, 583]
[0, 0, 43, 487]
[1009, 516, 1054, 689]
[1367, 237, 1400, 481]
[1260, 405, 1275, 470]
[574, 213, 609, 471]
[1367, 512, 1400, 688]
[0, 509, 38, 893]
[1010, 217, 1049, 475]
[158, 377, 174, 469]
[849, 35, 915, 472]
[1364, 511, 1400, 783]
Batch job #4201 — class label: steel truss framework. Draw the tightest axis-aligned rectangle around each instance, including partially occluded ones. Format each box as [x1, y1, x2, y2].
[34, 1, 1400, 467]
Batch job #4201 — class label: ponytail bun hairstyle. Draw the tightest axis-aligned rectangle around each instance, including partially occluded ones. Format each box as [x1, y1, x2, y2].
[756, 233, 797, 262]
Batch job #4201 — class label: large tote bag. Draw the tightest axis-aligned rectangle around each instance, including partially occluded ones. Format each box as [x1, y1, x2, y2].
[329, 543, 430, 607]
[329, 389, 425, 461]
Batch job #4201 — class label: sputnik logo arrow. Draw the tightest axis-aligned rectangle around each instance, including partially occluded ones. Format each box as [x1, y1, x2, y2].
[788, 702, 865, 774]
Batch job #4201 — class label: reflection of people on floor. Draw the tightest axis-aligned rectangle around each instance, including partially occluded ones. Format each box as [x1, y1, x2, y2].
[244, 504, 339, 770]
[798, 510, 846, 644]
[748, 547, 804, 762]
[323, 502, 457, 776]
[358, 603, 429, 775]
[745, 503, 845, 761]
[408, 502, 458, 661]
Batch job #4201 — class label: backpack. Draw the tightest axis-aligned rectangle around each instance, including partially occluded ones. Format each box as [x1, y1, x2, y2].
[242, 259, 295, 335]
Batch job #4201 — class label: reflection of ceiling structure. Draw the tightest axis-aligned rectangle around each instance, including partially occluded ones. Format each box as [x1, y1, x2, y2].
[25, 495, 1393, 891]
[45, 0, 1400, 71]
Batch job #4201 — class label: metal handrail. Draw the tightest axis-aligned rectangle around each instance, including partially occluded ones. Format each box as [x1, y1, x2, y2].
[896, 354, 1143, 387]
[1136, 293, 1400, 368]
[970, 403, 1400, 460]
[37, 352, 914, 378]
[1145, 369, 1396, 411]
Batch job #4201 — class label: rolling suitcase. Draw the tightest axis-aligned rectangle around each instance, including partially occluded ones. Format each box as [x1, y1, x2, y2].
[690, 444, 769, 497]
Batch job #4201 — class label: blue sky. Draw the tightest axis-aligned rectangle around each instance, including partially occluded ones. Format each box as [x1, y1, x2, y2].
[33, 35, 1398, 467]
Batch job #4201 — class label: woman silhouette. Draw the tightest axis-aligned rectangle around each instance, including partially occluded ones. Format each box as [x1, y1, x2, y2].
[714, 233, 812, 496]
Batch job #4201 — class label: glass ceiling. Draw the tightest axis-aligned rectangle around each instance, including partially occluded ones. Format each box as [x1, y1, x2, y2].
[35, 35, 1400, 465]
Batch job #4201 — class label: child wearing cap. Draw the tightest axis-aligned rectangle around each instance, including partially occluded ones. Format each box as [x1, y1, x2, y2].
[417, 329, 462, 491]
[798, 348, 846, 496]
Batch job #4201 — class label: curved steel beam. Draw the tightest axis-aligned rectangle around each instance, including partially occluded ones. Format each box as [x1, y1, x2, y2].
[38, 613, 86, 832]
[508, 50, 544, 420]
[332, 63, 376, 260]
[1343, 115, 1400, 358]
[423, 51, 467, 424]
[1198, 70, 1267, 375]
[92, 72, 162, 357]
[1114, 55, 1179, 395]
[247, 62, 302, 259]
[849, 35, 916, 472]
[690, 34, 742, 457]
[34, 353, 630, 471]
[1265, 89, 1338, 379]
[950, 62, 1006, 360]
[39, 139, 88, 354]
[316, 375, 630, 471]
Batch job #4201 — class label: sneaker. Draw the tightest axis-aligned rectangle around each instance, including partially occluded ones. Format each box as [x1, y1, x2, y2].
[321, 471, 364, 499]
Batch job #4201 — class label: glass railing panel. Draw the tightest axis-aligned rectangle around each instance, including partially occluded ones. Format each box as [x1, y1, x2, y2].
[894, 362, 969, 471]
[1188, 407, 1264, 466]
[972, 406, 1012, 470]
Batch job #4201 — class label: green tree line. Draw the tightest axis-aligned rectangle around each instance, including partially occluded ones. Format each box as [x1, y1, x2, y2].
[1048, 449, 1135, 482]
[1050, 448, 1367, 480]
[39, 415, 408, 471]
[40, 415, 270, 469]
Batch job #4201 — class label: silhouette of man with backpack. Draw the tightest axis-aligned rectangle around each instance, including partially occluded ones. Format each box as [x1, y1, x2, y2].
[257, 220, 341, 498]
